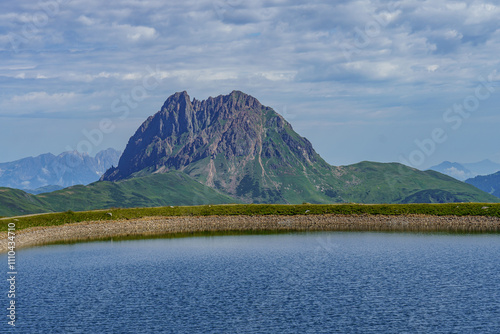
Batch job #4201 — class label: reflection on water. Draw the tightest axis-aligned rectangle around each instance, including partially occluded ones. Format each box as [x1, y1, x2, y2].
[2, 232, 500, 333]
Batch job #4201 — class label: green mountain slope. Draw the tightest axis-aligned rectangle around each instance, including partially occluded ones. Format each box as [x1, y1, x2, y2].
[39, 172, 238, 212]
[0, 188, 50, 217]
[0, 172, 238, 216]
[339, 162, 499, 203]
[466, 171, 500, 198]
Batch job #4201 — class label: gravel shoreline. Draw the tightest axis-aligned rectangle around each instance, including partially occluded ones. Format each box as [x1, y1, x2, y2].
[2, 214, 500, 252]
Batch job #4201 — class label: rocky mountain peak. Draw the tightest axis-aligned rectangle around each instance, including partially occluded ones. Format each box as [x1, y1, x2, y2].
[101, 91, 335, 202]
[161, 91, 192, 113]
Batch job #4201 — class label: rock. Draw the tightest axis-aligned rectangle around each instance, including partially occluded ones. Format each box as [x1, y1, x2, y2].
[100, 91, 334, 203]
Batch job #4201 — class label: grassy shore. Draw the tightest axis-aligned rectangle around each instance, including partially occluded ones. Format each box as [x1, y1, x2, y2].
[1, 203, 500, 232]
[2, 214, 500, 252]
[1, 203, 500, 252]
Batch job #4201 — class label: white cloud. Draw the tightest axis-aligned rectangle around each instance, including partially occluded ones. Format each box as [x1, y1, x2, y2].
[444, 167, 472, 181]
[77, 15, 97, 26]
[257, 71, 296, 81]
[122, 25, 158, 41]
[465, 3, 500, 24]
[443, 29, 462, 40]
[446, 2, 467, 11]
[0, 12, 33, 24]
[10, 92, 77, 104]
[427, 65, 439, 72]
[122, 72, 143, 80]
[343, 61, 401, 80]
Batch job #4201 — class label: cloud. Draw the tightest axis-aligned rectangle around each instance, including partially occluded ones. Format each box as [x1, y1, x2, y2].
[444, 167, 473, 181]
[76, 15, 97, 26]
[116, 24, 158, 41]
[0, 91, 80, 116]
[465, 2, 500, 25]
[2, 0, 498, 92]
[1, 0, 500, 167]
[10, 91, 77, 104]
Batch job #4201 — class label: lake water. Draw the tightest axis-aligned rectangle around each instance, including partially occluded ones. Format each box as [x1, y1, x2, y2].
[2, 232, 500, 333]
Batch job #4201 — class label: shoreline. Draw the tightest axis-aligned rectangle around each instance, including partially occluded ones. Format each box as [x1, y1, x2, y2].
[2, 214, 500, 252]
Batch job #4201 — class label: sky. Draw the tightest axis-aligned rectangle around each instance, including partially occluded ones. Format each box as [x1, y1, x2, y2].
[1, 0, 500, 170]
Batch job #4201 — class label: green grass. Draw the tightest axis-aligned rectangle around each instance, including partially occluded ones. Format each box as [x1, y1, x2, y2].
[1, 203, 500, 232]
[40, 171, 238, 211]
[0, 188, 51, 216]
[341, 162, 500, 204]
[0, 172, 238, 217]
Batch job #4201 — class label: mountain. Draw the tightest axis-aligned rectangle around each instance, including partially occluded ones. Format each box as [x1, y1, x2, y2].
[0, 172, 237, 217]
[462, 160, 500, 176]
[0, 148, 121, 191]
[0, 188, 50, 217]
[341, 162, 497, 203]
[102, 90, 345, 203]
[428, 161, 474, 181]
[0, 90, 497, 217]
[25, 185, 65, 195]
[101, 90, 498, 205]
[429, 159, 500, 181]
[466, 171, 500, 198]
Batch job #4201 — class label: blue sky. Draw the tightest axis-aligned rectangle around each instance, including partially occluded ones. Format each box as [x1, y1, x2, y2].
[1, 0, 500, 169]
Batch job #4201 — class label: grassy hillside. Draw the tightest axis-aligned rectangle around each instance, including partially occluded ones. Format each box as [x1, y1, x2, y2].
[0, 172, 238, 217]
[189, 157, 500, 205]
[39, 172, 238, 212]
[1, 163, 498, 217]
[340, 162, 500, 203]
[0, 188, 50, 217]
[466, 171, 500, 198]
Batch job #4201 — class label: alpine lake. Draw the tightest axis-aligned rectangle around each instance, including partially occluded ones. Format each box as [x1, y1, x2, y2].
[2, 231, 500, 333]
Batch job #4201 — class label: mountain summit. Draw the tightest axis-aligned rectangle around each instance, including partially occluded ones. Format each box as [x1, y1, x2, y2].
[102, 91, 341, 202]
[101, 91, 498, 204]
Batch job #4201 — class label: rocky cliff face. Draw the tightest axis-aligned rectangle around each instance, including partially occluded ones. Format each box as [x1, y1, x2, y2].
[102, 91, 343, 203]
[0, 148, 121, 191]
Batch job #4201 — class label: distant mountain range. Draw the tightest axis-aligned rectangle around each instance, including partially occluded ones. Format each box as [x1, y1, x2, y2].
[429, 160, 500, 181]
[429, 160, 500, 198]
[0, 91, 497, 217]
[0, 148, 121, 193]
[466, 172, 500, 198]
